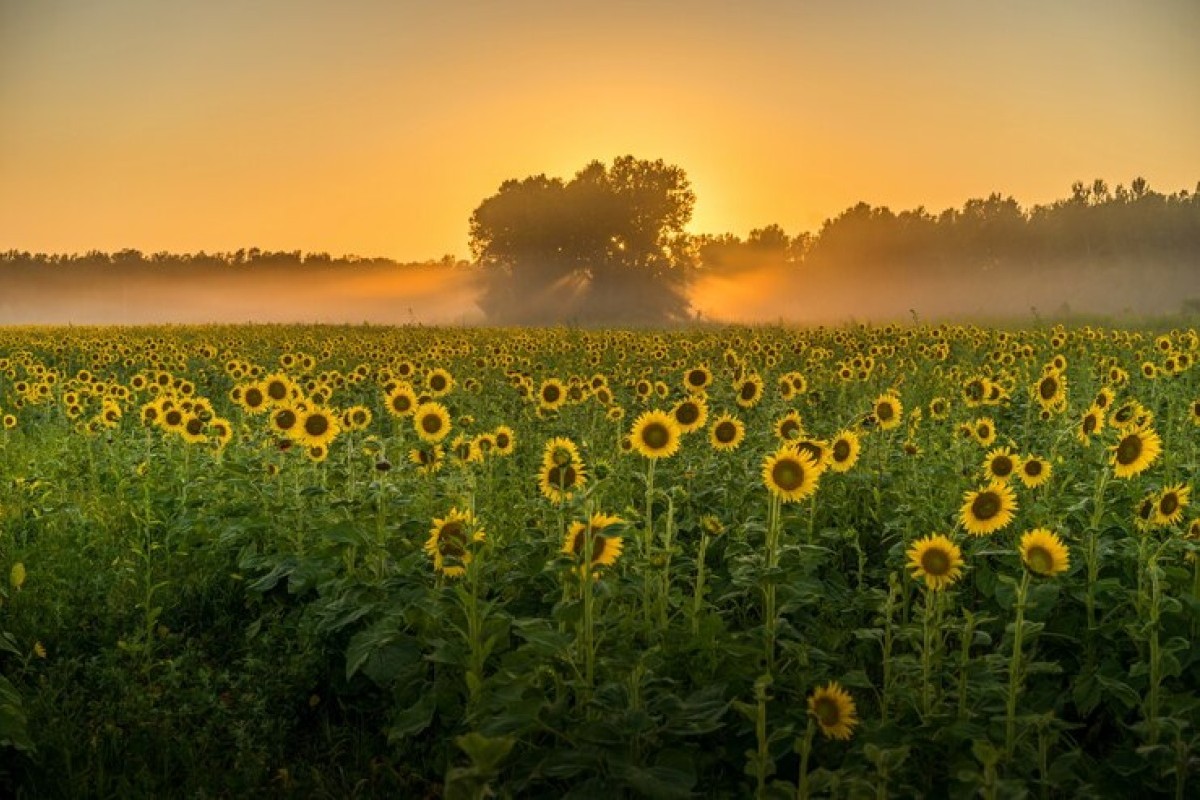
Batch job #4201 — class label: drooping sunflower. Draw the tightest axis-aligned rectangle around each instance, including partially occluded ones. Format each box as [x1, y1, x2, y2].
[1110, 426, 1162, 478]
[424, 508, 484, 578]
[982, 446, 1020, 482]
[773, 409, 805, 442]
[807, 681, 858, 741]
[906, 534, 965, 591]
[762, 445, 821, 503]
[412, 402, 452, 444]
[959, 481, 1018, 535]
[709, 413, 745, 452]
[828, 430, 862, 473]
[671, 397, 708, 434]
[1017, 454, 1052, 488]
[1134, 493, 1159, 532]
[1154, 483, 1191, 526]
[408, 444, 445, 474]
[872, 392, 903, 431]
[561, 513, 624, 572]
[1020, 528, 1070, 577]
[296, 406, 340, 449]
[630, 410, 682, 459]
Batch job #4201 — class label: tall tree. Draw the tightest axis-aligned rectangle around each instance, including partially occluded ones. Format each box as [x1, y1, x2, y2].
[469, 156, 696, 324]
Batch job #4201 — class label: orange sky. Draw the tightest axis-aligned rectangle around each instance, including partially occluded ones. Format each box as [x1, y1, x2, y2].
[2, 0, 1197, 260]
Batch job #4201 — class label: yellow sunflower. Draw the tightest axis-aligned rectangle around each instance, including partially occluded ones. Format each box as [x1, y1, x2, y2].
[734, 373, 765, 409]
[773, 409, 805, 442]
[807, 681, 858, 741]
[959, 481, 1018, 535]
[561, 513, 624, 572]
[682, 365, 712, 394]
[425, 367, 454, 397]
[1019, 528, 1070, 577]
[412, 401, 452, 444]
[1110, 427, 1162, 478]
[296, 406, 340, 449]
[982, 446, 1020, 482]
[537, 378, 567, 411]
[906, 534, 965, 591]
[761, 445, 822, 503]
[1017, 455, 1052, 489]
[408, 444, 445, 474]
[872, 392, 903, 431]
[671, 397, 708, 434]
[1154, 483, 1191, 526]
[708, 413, 745, 452]
[1077, 404, 1105, 445]
[828, 430, 862, 473]
[630, 410, 682, 459]
[492, 425, 516, 456]
[385, 384, 419, 417]
[424, 508, 484, 578]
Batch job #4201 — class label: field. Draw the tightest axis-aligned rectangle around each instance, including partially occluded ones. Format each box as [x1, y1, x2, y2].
[0, 322, 1198, 798]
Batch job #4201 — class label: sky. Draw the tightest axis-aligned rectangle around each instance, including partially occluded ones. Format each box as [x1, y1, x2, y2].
[1, 0, 1198, 260]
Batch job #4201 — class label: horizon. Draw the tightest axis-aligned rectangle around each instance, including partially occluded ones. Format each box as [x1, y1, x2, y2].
[3, 1, 1198, 261]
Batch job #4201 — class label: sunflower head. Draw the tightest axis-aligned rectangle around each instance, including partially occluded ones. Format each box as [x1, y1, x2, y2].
[709, 413, 745, 452]
[425, 508, 484, 579]
[1020, 528, 1070, 577]
[562, 513, 625, 575]
[1110, 427, 1162, 478]
[807, 681, 858, 741]
[1154, 483, 1191, 526]
[828, 430, 861, 473]
[630, 410, 682, 459]
[762, 445, 822, 503]
[959, 480, 1018, 536]
[907, 534, 965, 591]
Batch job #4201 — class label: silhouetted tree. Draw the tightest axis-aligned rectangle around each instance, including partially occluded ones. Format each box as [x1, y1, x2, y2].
[470, 156, 696, 324]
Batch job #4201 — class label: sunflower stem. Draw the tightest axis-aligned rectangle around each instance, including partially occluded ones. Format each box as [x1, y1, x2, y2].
[691, 530, 710, 636]
[1084, 465, 1109, 657]
[1143, 537, 1164, 745]
[764, 493, 781, 674]
[920, 587, 941, 720]
[642, 458, 656, 634]
[795, 716, 815, 800]
[1005, 570, 1031, 759]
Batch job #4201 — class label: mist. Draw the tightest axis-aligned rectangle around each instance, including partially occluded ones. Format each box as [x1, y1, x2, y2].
[3, 257, 1197, 327]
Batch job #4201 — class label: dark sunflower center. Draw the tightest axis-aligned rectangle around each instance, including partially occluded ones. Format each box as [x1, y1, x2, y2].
[1039, 377, 1058, 400]
[543, 386, 561, 403]
[972, 492, 1001, 520]
[275, 410, 296, 429]
[812, 696, 840, 727]
[185, 418, 204, 436]
[772, 458, 805, 491]
[1083, 415, 1097, 434]
[966, 381, 984, 400]
[715, 422, 737, 443]
[438, 523, 466, 558]
[833, 440, 851, 460]
[921, 547, 951, 576]
[267, 381, 287, 400]
[246, 388, 265, 407]
[780, 419, 800, 439]
[740, 382, 757, 401]
[305, 415, 329, 437]
[1160, 493, 1179, 516]
[798, 442, 822, 461]
[991, 456, 1013, 477]
[688, 370, 706, 386]
[430, 375, 447, 391]
[876, 402, 894, 421]
[165, 410, 183, 426]
[496, 433, 510, 448]
[1025, 460, 1043, 477]
[548, 464, 577, 489]
[642, 422, 670, 450]
[977, 424, 991, 439]
[393, 395, 412, 413]
[421, 414, 444, 434]
[1115, 434, 1142, 465]
[1138, 499, 1154, 520]
[676, 404, 699, 425]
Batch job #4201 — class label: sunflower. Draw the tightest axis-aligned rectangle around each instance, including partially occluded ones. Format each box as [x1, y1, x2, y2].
[773, 410, 805, 442]
[929, 397, 950, 419]
[306, 444, 329, 463]
[208, 417, 234, 449]
[1189, 398, 1200, 427]
[1110, 427, 1162, 478]
[872, 392, 903, 431]
[424, 508, 484, 578]
[1134, 493, 1159, 532]
[262, 374, 296, 407]
[906, 534, 965, 591]
[1154, 483, 1191, 526]
[1110, 399, 1151, 432]
[761, 445, 822, 503]
[425, 367, 454, 397]
[409, 444, 445, 474]
[269, 405, 300, 438]
[1033, 370, 1067, 410]
[807, 682, 858, 741]
[538, 378, 567, 411]
[971, 417, 997, 447]
[543, 436, 582, 468]
[296, 407, 340, 449]
[492, 425, 516, 456]
[959, 481, 1018, 535]
[1017, 455, 1052, 488]
[794, 438, 831, 470]
[630, 410, 682, 459]
[1020, 529, 1070, 577]
[562, 512, 624, 572]
[671, 397, 708, 434]
[828, 430, 861, 472]
[982, 446, 1020, 482]
[683, 365, 712, 393]
[342, 405, 372, 432]
[1077, 404, 1105, 444]
[709, 413, 745, 451]
[734, 373, 765, 409]
[180, 414, 208, 445]
[239, 383, 269, 414]
[385, 384, 418, 417]
[538, 458, 587, 503]
[412, 402, 452, 444]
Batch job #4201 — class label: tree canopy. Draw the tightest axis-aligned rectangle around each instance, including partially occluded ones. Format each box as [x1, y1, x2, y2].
[469, 156, 696, 324]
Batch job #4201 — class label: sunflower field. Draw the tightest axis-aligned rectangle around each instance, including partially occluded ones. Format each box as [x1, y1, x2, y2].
[0, 322, 1198, 798]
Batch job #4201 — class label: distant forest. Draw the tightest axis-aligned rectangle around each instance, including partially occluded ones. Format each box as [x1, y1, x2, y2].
[2, 176, 1198, 323]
